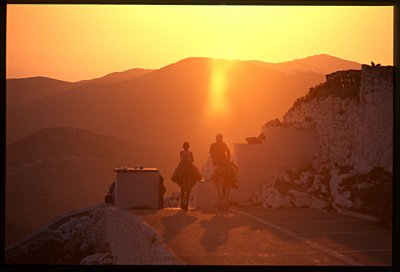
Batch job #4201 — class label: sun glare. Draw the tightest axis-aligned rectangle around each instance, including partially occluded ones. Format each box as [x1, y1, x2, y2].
[208, 60, 233, 116]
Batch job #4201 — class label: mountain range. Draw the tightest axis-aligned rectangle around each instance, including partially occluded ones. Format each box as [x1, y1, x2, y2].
[247, 53, 361, 75]
[5, 54, 361, 245]
[6, 68, 155, 109]
[6, 54, 361, 164]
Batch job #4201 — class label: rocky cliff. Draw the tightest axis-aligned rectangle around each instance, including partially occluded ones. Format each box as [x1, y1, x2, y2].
[253, 64, 393, 222]
[282, 64, 393, 173]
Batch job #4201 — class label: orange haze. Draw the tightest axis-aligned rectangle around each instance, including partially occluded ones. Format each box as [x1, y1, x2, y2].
[6, 5, 393, 82]
[5, 4, 394, 246]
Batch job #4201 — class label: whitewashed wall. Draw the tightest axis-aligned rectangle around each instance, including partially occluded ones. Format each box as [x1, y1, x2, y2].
[232, 127, 317, 203]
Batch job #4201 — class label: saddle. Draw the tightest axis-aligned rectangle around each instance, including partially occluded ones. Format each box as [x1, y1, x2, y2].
[215, 164, 236, 178]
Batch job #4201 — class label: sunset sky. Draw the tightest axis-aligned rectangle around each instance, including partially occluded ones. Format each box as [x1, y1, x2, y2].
[6, 5, 393, 82]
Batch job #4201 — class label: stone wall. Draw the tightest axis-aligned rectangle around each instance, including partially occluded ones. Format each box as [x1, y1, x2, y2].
[232, 127, 317, 203]
[356, 65, 393, 172]
[325, 69, 360, 89]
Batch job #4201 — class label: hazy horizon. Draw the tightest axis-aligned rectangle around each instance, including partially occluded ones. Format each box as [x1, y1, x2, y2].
[3, 54, 335, 81]
[6, 5, 393, 82]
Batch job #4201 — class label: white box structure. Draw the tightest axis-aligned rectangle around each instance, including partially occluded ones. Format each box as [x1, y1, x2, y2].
[114, 167, 163, 210]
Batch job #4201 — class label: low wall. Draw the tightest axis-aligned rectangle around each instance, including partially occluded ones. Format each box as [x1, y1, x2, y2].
[232, 127, 317, 203]
[5, 204, 183, 265]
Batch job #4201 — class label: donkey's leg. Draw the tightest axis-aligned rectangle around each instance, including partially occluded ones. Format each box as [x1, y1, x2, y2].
[224, 181, 231, 211]
[180, 185, 185, 210]
[215, 178, 223, 211]
[182, 179, 189, 210]
[220, 178, 230, 211]
[183, 192, 188, 210]
[185, 187, 192, 210]
[182, 178, 190, 210]
[184, 178, 192, 210]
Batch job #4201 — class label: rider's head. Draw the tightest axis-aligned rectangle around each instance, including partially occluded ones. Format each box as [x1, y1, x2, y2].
[183, 142, 190, 150]
[216, 133, 223, 142]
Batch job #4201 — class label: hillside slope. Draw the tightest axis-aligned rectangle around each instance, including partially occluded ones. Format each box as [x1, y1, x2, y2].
[6, 57, 326, 178]
[5, 127, 152, 246]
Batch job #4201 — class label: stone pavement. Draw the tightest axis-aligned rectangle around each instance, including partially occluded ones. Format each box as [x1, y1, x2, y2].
[132, 206, 392, 266]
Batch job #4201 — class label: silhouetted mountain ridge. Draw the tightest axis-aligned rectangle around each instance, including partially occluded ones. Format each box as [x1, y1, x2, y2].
[6, 77, 80, 109]
[248, 54, 361, 75]
[6, 69, 154, 109]
[77, 68, 155, 85]
[6, 54, 360, 110]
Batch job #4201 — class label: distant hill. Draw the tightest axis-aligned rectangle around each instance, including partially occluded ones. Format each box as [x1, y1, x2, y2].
[248, 54, 361, 75]
[5, 127, 152, 246]
[6, 69, 154, 110]
[6, 77, 79, 109]
[77, 68, 155, 85]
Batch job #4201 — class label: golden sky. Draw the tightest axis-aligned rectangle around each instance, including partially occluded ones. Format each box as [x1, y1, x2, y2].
[6, 5, 393, 82]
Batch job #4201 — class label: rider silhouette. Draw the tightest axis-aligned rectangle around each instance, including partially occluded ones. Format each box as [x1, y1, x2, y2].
[172, 142, 201, 210]
[209, 134, 239, 189]
[209, 133, 230, 166]
[180, 142, 194, 164]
